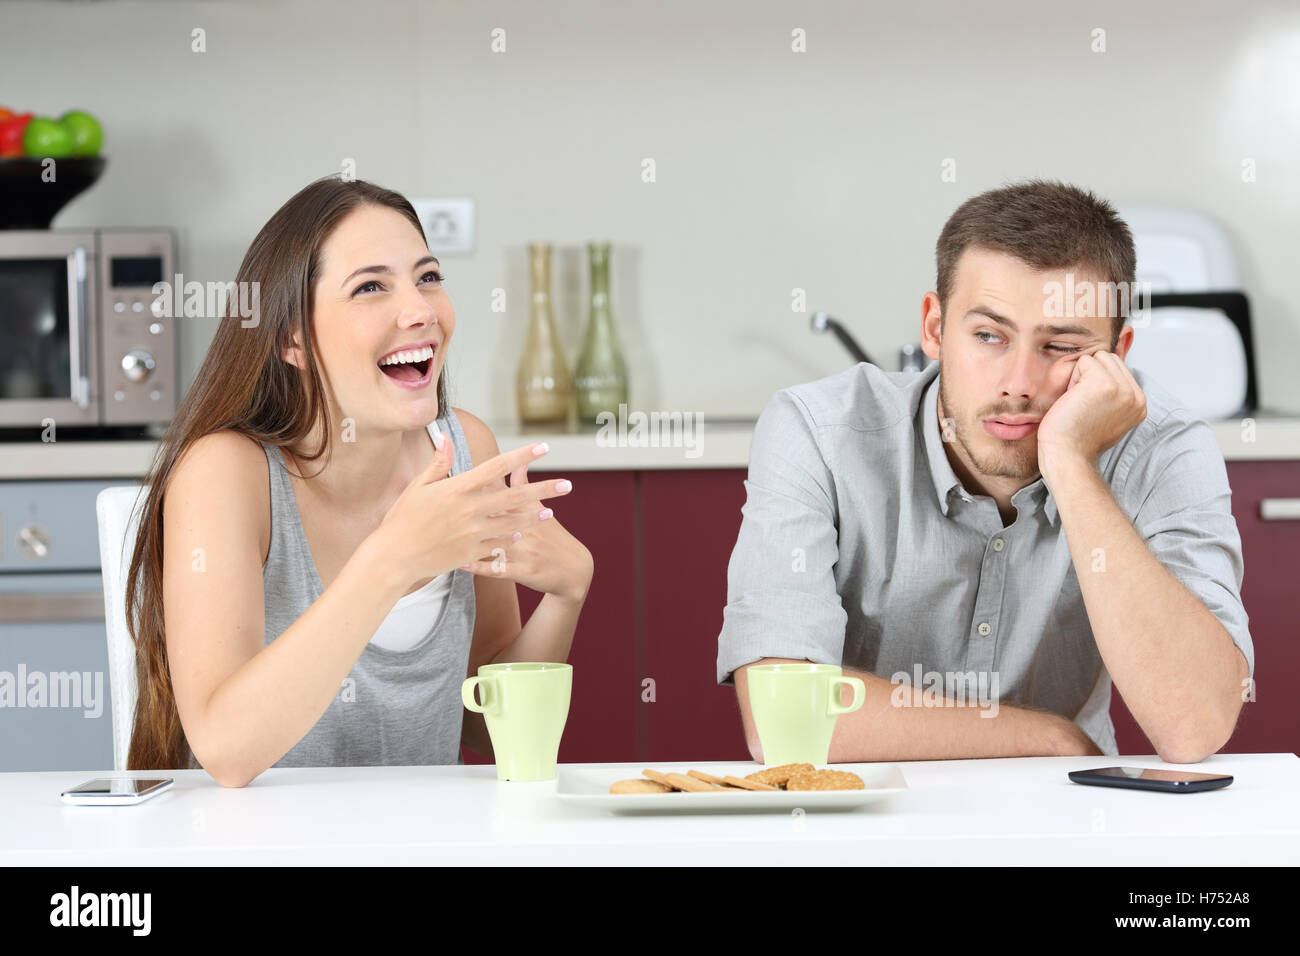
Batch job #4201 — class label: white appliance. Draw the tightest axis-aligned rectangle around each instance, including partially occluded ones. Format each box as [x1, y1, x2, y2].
[1119, 206, 1254, 420]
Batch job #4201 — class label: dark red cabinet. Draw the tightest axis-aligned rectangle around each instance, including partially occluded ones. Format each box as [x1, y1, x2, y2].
[641, 471, 751, 761]
[470, 460, 1297, 763]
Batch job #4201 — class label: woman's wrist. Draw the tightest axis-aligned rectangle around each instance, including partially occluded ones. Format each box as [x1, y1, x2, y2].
[555, 558, 593, 606]
[548, 587, 589, 609]
[354, 529, 410, 601]
[542, 566, 592, 607]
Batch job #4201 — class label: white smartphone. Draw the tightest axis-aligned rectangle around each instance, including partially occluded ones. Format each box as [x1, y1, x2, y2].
[60, 777, 174, 806]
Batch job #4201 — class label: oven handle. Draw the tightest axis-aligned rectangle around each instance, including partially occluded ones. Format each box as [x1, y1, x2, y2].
[0, 591, 105, 621]
[67, 245, 90, 408]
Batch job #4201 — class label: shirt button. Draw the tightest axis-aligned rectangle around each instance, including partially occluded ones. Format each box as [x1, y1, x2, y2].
[992, 538, 1004, 551]
[978, 622, 992, 636]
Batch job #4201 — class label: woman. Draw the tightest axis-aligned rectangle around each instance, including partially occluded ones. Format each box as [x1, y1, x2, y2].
[124, 176, 593, 786]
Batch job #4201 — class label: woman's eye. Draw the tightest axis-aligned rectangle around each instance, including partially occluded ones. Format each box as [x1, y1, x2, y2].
[351, 271, 444, 297]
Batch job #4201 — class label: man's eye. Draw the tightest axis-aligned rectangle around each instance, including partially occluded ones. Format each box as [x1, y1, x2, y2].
[975, 331, 1001, 344]
[1047, 344, 1082, 353]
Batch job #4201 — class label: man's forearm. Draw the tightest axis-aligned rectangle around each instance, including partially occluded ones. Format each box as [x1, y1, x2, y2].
[828, 666, 1101, 761]
[736, 659, 1101, 762]
[1048, 457, 1247, 762]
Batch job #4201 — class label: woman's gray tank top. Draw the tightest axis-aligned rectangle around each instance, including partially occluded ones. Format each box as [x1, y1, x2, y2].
[257, 409, 477, 767]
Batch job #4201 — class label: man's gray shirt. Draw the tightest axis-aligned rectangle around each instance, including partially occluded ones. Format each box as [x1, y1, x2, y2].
[716, 360, 1254, 755]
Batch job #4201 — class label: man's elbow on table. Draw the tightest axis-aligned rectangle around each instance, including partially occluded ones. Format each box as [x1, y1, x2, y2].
[1154, 675, 1247, 764]
[1152, 714, 1238, 765]
[1155, 739, 1219, 765]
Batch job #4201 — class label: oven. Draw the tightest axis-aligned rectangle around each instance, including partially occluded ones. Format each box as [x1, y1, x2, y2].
[0, 479, 118, 771]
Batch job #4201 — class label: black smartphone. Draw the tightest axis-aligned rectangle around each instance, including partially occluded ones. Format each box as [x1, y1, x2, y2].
[1068, 766, 1233, 793]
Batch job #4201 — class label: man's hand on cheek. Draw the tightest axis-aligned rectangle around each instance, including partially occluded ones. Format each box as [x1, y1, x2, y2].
[1036, 349, 1147, 485]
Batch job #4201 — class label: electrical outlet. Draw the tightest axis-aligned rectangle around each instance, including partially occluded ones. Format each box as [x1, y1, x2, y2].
[410, 197, 475, 255]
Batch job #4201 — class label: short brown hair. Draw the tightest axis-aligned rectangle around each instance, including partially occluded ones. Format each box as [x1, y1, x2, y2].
[935, 179, 1136, 347]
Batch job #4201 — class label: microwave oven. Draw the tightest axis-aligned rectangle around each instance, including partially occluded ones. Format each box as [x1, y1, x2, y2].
[0, 228, 177, 439]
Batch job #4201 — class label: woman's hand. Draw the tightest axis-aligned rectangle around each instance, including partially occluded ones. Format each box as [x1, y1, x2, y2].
[369, 436, 573, 591]
[459, 464, 593, 603]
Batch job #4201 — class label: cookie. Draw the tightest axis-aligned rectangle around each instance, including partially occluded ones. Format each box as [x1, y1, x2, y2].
[745, 763, 815, 788]
[687, 770, 730, 787]
[785, 769, 866, 791]
[665, 772, 723, 792]
[610, 778, 672, 794]
[642, 769, 678, 790]
[722, 775, 778, 791]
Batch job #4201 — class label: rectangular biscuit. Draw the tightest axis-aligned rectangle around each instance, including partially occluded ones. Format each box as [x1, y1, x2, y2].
[687, 769, 731, 787]
[665, 772, 722, 792]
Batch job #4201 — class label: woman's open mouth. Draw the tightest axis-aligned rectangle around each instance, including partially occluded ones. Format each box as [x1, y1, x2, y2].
[378, 343, 436, 390]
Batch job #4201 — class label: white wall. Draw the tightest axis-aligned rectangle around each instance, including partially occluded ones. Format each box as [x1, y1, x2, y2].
[5, 0, 1299, 423]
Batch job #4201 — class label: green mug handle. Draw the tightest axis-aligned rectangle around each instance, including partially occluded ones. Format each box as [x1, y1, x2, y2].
[461, 675, 499, 715]
[828, 676, 866, 715]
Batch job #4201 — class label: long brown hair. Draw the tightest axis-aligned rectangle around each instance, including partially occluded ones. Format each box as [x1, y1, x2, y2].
[124, 175, 447, 769]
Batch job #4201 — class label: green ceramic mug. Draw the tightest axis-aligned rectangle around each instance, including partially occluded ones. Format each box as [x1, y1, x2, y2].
[747, 663, 866, 766]
[461, 662, 573, 781]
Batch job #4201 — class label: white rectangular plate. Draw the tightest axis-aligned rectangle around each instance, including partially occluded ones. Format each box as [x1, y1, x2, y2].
[554, 763, 908, 814]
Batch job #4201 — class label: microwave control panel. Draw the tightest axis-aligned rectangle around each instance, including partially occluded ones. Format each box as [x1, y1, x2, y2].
[96, 230, 177, 426]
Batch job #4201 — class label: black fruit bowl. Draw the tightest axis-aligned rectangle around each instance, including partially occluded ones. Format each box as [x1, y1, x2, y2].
[0, 156, 106, 229]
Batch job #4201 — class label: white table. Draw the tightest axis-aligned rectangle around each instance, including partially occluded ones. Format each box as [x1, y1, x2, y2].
[2, 753, 1296, 865]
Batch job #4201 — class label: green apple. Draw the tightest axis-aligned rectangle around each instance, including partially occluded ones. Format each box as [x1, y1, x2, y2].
[59, 110, 103, 157]
[22, 117, 73, 158]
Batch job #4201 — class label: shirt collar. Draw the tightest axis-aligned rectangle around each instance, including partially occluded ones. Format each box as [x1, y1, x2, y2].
[920, 366, 963, 516]
[919, 366, 1059, 525]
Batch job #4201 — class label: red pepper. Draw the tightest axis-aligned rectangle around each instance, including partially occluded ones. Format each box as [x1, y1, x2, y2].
[0, 113, 34, 158]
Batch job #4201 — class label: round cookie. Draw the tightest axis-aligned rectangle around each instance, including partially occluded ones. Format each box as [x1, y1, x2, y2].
[745, 763, 815, 788]
[785, 769, 866, 791]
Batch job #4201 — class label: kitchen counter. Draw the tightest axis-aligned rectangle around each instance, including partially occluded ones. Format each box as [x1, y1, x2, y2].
[2, 753, 1295, 865]
[2, 415, 1298, 480]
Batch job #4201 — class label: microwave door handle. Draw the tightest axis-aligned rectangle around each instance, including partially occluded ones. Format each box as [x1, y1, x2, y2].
[66, 245, 90, 408]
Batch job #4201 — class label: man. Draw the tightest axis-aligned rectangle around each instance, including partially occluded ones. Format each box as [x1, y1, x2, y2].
[717, 179, 1253, 764]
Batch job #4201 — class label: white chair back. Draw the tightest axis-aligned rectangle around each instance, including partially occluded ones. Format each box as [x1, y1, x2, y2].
[95, 485, 149, 771]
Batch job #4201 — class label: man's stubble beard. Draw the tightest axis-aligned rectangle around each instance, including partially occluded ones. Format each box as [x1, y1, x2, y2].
[938, 361, 1041, 482]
